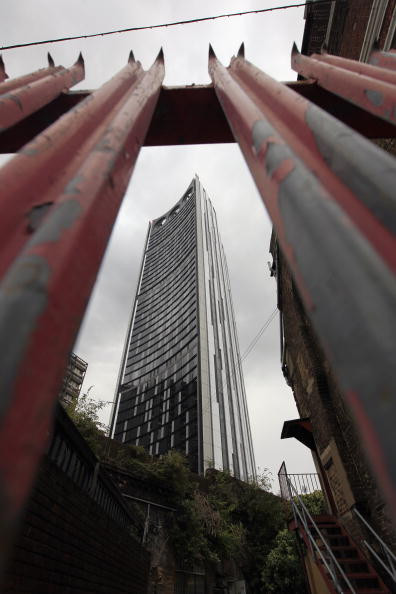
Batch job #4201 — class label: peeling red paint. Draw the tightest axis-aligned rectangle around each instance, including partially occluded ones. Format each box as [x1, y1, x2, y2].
[0, 57, 84, 131]
[292, 45, 396, 125]
[0, 50, 164, 559]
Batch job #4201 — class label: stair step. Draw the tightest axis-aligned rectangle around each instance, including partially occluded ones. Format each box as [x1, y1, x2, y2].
[327, 546, 360, 559]
[339, 560, 370, 574]
[321, 526, 343, 536]
[327, 535, 350, 546]
[351, 577, 381, 588]
[344, 588, 390, 594]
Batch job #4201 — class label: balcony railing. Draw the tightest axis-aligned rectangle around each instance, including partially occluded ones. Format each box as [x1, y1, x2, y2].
[278, 463, 322, 499]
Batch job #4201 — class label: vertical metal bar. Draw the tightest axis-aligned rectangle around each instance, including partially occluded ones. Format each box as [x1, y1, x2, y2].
[0, 53, 143, 280]
[142, 503, 151, 545]
[369, 49, 396, 70]
[314, 49, 396, 84]
[291, 44, 396, 125]
[0, 55, 85, 130]
[209, 46, 396, 517]
[0, 54, 60, 95]
[216, 45, 396, 273]
[0, 49, 164, 561]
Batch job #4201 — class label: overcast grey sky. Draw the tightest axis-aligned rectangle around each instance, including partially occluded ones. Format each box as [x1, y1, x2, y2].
[2, 0, 315, 487]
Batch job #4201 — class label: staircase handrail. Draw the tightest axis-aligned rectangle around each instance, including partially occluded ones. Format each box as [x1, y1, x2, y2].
[353, 507, 396, 584]
[282, 468, 356, 594]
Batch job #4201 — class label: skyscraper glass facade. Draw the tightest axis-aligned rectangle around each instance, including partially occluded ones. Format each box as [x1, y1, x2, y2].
[111, 177, 256, 480]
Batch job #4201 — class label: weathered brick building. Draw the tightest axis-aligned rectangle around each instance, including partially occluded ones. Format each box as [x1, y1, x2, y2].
[271, 232, 395, 545]
[275, 2, 396, 591]
[302, 0, 396, 59]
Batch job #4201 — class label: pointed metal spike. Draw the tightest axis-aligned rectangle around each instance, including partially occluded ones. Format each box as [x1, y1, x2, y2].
[291, 42, 300, 56]
[321, 42, 328, 54]
[209, 44, 217, 59]
[0, 54, 8, 80]
[128, 50, 135, 63]
[47, 52, 55, 67]
[155, 47, 164, 63]
[237, 42, 245, 58]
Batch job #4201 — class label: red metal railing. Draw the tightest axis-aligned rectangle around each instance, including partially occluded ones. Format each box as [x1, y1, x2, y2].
[208, 44, 396, 516]
[0, 44, 395, 569]
[0, 50, 164, 553]
[291, 43, 396, 125]
[0, 54, 85, 130]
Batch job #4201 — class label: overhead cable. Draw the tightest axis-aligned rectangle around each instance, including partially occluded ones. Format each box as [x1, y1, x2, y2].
[1, 1, 336, 51]
[241, 308, 278, 362]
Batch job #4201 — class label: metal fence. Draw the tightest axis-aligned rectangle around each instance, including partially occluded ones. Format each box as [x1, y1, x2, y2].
[1, 44, 396, 564]
[47, 404, 134, 531]
[278, 461, 322, 500]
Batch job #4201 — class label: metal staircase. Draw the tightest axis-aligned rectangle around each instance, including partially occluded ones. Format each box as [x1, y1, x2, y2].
[278, 463, 395, 594]
[291, 514, 391, 593]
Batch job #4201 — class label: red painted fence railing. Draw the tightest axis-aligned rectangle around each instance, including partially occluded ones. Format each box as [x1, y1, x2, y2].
[0, 44, 395, 569]
[208, 43, 396, 515]
[0, 50, 164, 559]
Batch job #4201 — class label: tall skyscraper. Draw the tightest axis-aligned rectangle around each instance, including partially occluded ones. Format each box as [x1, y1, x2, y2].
[110, 177, 256, 480]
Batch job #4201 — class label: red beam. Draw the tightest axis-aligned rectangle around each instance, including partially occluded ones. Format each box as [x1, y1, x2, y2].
[208, 45, 396, 516]
[1, 81, 395, 154]
[0, 55, 84, 131]
[292, 44, 396, 126]
[0, 50, 164, 556]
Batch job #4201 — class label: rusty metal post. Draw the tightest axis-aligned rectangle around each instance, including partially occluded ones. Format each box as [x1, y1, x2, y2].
[312, 48, 396, 84]
[0, 53, 59, 95]
[0, 49, 164, 561]
[369, 49, 396, 71]
[208, 45, 396, 515]
[291, 43, 396, 125]
[0, 54, 85, 131]
[0, 52, 142, 279]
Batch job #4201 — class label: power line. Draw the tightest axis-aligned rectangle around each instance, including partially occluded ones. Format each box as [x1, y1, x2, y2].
[0, 1, 335, 51]
[241, 308, 278, 362]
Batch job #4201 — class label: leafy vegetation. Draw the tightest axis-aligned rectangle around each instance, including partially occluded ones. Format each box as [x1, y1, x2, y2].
[262, 528, 306, 594]
[66, 392, 313, 592]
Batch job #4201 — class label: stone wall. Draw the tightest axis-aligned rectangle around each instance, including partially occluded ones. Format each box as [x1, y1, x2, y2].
[4, 457, 150, 593]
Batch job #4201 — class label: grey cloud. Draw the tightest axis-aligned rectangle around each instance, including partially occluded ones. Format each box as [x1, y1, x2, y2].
[2, 0, 312, 485]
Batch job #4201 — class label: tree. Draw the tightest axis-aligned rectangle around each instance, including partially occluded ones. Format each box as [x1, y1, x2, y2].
[65, 387, 108, 451]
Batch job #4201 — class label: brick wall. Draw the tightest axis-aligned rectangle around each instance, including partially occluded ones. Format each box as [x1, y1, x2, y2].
[337, 0, 373, 58]
[4, 457, 150, 593]
[275, 247, 396, 555]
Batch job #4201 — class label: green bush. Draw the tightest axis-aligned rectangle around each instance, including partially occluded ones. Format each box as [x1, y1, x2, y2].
[261, 529, 306, 594]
